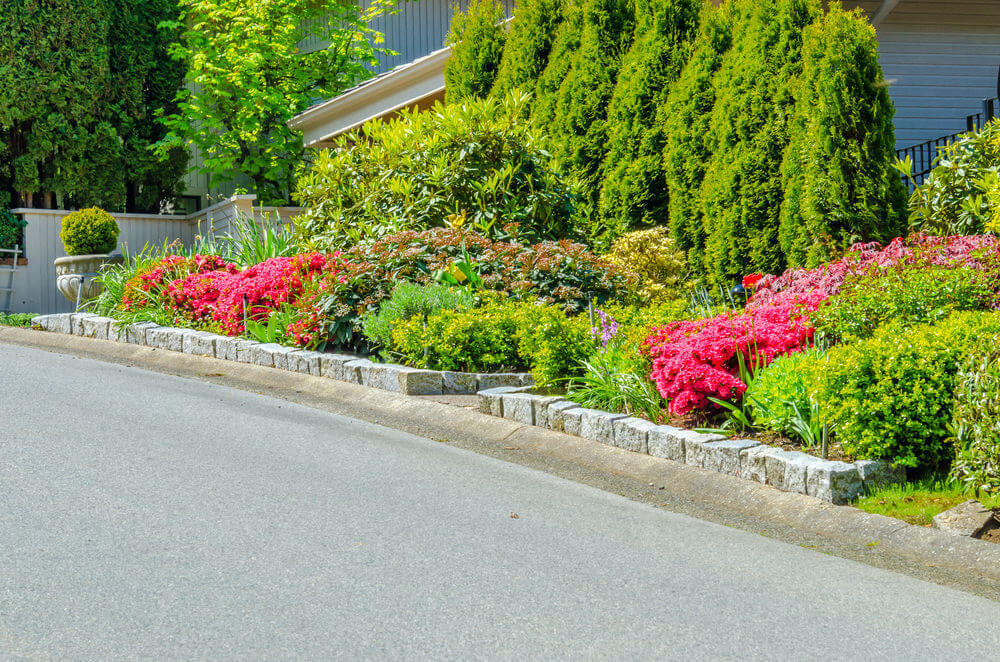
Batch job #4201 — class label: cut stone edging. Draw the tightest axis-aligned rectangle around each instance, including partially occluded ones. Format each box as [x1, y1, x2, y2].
[31, 313, 532, 397]
[478, 387, 905, 505]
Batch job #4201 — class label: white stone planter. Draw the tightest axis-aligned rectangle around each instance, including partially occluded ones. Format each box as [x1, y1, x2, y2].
[54, 254, 121, 304]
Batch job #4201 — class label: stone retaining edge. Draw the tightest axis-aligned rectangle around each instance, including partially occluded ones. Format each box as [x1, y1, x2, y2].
[479, 388, 906, 505]
[31, 313, 532, 396]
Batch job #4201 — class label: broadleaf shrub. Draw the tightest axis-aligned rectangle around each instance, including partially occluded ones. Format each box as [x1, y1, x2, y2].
[949, 348, 1000, 493]
[295, 94, 584, 248]
[0, 210, 25, 250]
[744, 349, 827, 437]
[819, 311, 1000, 468]
[603, 227, 687, 302]
[60, 207, 120, 255]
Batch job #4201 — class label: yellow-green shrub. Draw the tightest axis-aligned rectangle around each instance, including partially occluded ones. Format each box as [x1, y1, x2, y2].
[60, 207, 119, 255]
[603, 227, 687, 302]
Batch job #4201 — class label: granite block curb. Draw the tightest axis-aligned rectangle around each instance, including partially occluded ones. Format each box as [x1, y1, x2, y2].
[28, 313, 531, 398]
[474, 389, 904, 506]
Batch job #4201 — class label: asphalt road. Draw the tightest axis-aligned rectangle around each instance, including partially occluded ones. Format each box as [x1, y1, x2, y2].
[1, 342, 998, 661]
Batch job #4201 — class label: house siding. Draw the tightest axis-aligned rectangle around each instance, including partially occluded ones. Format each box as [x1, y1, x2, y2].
[849, 0, 1000, 148]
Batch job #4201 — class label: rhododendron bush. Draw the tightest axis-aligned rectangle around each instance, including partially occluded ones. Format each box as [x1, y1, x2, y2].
[122, 252, 351, 348]
[646, 294, 825, 415]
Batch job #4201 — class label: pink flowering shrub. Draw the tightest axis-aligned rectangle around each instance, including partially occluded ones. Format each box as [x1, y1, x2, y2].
[748, 234, 999, 309]
[122, 254, 236, 311]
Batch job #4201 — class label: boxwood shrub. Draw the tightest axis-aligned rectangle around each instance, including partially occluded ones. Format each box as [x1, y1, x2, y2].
[820, 310, 1000, 468]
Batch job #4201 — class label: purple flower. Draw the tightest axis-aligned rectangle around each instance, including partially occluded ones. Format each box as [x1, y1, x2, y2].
[591, 309, 620, 351]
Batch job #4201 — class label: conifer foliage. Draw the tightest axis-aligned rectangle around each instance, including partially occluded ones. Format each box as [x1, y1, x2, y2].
[491, 0, 565, 100]
[444, 0, 509, 102]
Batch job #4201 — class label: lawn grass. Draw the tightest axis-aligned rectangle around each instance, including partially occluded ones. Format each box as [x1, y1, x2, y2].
[0, 312, 35, 327]
[855, 478, 1000, 526]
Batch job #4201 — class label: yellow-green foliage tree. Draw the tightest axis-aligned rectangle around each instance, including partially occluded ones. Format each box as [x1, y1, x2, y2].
[661, 2, 737, 279]
[779, 3, 906, 267]
[491, 0, 565, 101]
[597, 0, 700, 243]
[444, 0, 508, 102]
[699, 0, 820, 285]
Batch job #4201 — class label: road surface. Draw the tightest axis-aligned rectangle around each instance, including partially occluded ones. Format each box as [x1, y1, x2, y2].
[0, 341, 996, 660]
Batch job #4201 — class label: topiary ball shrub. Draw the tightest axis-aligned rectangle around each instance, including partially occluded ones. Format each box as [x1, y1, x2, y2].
[60, 207, 120, 256]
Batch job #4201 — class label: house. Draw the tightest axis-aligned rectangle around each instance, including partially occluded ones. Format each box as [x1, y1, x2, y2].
[290, 0, 1000, 182]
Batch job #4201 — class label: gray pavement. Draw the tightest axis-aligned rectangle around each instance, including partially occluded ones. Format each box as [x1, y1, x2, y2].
[1, 341, 998, 661]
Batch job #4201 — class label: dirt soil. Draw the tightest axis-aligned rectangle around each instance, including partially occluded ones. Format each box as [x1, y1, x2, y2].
[975, 513, 1000, 544]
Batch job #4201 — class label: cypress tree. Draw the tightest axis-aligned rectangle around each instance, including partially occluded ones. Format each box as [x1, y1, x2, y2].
[699, 0, 821, 285]
[541, 0, 634, 238]
[661, 2, 737, 279]
[491, 0, 565, 101]
[444, 0, 508, 103]
[597, 0, 700, 243]
[779, 4, 907, 267]
[530, 0, 584, 137]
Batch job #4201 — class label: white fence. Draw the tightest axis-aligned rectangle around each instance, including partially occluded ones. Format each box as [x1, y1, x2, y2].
[7, 195, 303, 315]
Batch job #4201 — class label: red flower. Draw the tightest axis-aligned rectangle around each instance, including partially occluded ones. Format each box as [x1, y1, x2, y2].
[742, 273, 764, 289]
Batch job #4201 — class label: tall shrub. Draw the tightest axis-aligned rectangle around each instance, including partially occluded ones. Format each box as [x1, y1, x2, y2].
[779, 4, 906, 268]
[596, 0, 700, 241]
[530, 1, 585, 143]
[444, 0, 508, 102]
[491, 0, 565, 100]
[543, 0, 635, 236]
[699, 0, 821, 286]
[661, 2, 737, 279]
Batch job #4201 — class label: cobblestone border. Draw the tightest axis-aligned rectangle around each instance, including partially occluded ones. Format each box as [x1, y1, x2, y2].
[31, 313, 532, 396]
[478, 387, 905, 505]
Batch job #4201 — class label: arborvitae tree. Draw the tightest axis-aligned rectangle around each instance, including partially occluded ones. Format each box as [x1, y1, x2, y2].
[491, 0, 565, 101]
[661, 2, 736, 279]
[444, 0, 508, 102]
[699, 0, 821, 285]
[542, 0, 634, 241]
[597, 0, 700, 243]
[530, 0, 584, 134]
[779, 3, 907, 267]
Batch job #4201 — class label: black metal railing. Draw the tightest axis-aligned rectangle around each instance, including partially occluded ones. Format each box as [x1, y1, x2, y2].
[896, 96, 1000, 188]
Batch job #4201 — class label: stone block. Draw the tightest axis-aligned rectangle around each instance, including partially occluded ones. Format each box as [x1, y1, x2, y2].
[806, 460, 863, 505]
[478, 386, 520, 417]
[764, 449, 824, 494]
[250, 343, 286, 368]
[546, 400, 582, 432]
[740, 445, 786, 484]
[107, 320, 124, 342]
[855, 460, 906, 493]
[932, 500, 996, 537]
[318, 353, 358, 381]
[502, 393, 538, 425]
[70, 313, 98, 336]
[216, 337, 256, 362]
[358, 361, 390, 389]
[182, 330, 217, 357]
[612, 418, 657, 454]
[702, 439, 761, 476]
[33, 314, 72, 334]
[287, 350, 324, 376]
[79, 315, 112, 340]
[579, 409, 624, 445]
[443, 371, 478, 395]
[343, 358, 376, 385]
[392, 367, 443, 395]
[145, 327, 185, 352]
[532, 396, 567, 429]
[518, 373, 536, 387]
[477, 373, 528, 390]
[683, 431, 729, 468]
[125, 321, 158, 345]
[647, 426, 689, 462]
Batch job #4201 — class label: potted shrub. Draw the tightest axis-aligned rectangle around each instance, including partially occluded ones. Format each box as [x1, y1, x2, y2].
[54, 207, 122, 304]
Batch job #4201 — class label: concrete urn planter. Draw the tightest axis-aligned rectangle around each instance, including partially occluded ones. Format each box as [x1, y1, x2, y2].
[54, 254, 122, 304]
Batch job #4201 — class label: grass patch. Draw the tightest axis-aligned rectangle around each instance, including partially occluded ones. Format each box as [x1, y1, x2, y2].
[855, 478, 1000, 526]
[0, 312, 35, 327]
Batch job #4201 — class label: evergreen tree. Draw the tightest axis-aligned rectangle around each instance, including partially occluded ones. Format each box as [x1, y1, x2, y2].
[491, 0, 565, 101]
[699, 0, 821, 285]
[530, 0, 585, 134]
[542, 0, 634, 239]
[661, 2, 736, 279]
[779, 3, 907, 267]
[597, 0, 700, 243]
[444, 0, 508, 102]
